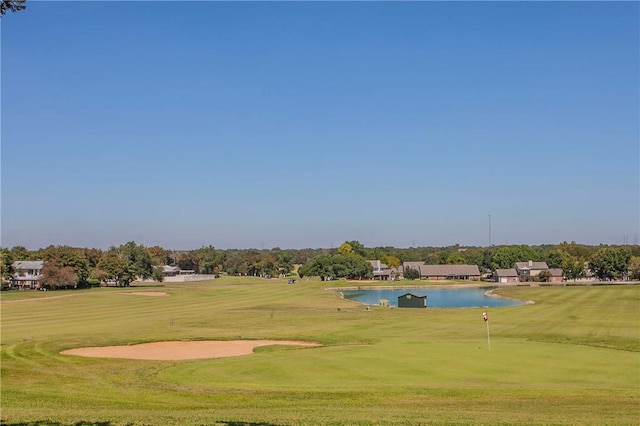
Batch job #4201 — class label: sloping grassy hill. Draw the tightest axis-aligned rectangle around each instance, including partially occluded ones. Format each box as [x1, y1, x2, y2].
[1, 278, 638, 425]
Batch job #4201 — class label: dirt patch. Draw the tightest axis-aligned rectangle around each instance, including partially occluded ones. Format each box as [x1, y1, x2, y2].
[117, 291, 168, 296]
[61, 340, 321, 360]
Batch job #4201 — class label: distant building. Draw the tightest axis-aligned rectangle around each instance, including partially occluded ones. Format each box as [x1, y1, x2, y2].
[397, 293, 427, 308]
[514, 261, 549, 279]
[494, 269, 519, 284]
[368, 260, 397, 281]
[547, 268, 564, 283]
[11, 260, 44, 289]
[161, 265, 180, 277]
[418, 264, 481, 280]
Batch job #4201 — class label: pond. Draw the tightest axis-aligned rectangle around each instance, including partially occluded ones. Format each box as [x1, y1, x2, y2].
[340, 287, 524, 308]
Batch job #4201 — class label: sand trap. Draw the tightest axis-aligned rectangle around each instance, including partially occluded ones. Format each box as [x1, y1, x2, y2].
[117, 291, 168, 296]
[61, 340, 321, 360]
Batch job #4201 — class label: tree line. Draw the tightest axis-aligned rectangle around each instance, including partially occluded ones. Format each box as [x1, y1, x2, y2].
[2, 241, 639, 289]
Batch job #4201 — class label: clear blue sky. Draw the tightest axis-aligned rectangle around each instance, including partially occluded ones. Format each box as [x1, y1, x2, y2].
[2, 1, 638, 250]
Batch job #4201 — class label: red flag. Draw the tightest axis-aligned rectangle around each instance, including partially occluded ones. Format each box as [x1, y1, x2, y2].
[482, 311, 488, 322]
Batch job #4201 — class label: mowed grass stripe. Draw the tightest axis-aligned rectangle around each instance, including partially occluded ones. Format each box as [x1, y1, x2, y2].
[1, 283, 638, 425]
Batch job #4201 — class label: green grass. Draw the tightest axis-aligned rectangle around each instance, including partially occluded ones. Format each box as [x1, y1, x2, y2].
[1, 278, 639, 425]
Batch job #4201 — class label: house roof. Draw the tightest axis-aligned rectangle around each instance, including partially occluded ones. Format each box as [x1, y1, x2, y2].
[162, 265, 180, 273]
[514, 261, 549, 270]
[548, 268, 564, 276]
[401, 261, 425, 272]
[13, 260, 44, 270]
[495, 268, 518, 277]
[367, 260, 388, 270]
[418, 264, 481, 277]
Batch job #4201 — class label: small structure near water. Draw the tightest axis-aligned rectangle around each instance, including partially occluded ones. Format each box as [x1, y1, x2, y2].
[397, 293, 427, 308]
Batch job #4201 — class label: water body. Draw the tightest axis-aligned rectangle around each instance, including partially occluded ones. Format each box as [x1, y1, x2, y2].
[340, 287, 524, 308]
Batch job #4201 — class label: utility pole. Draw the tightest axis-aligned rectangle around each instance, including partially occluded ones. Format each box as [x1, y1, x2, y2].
[488, 214, 492, 247]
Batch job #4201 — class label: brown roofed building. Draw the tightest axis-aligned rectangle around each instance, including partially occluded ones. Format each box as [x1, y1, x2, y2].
[418, 264, 481, 280]
[515, 260, 549, 278]
[494, 268, 519, 283]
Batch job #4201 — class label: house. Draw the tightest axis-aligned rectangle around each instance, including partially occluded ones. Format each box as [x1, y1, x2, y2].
[399, 261, 425, 278]
[514, 260, 549, 279]
[397, 293, 427, 308]
[11, 260, 44, 289]
[161, 265, 180, 277]
[418, 264, 481, 280]
[494, 269, 519, 284]
[547, 268, 564, 283]
[368, 260, 397, 281]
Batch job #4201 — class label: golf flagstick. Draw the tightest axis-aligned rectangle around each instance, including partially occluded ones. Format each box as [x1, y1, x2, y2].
[483, 311, 490, 350]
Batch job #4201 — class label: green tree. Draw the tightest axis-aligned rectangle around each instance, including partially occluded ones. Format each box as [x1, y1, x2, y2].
[195, 246, 225, 275]
[404, 266, 420, 280]
[119, 242, 153, 279]
[386, 255, 401, 269]
[345, 240, 366, 257]
[545, 249, 567, 269]
[589, 247, 631, 281]
[537, 270, 552, 283]
[562, 255, 586, 282]
[9, 246, 30, 261]
[276, 251, 294, 277]
[177, 251, 199, 272]
[445, 253, 466, 265]
[148, 245, 170, 266]
[628, 256, 640, 281]
[338, 242, 353, 255]
[1, 248, 15, 285]
[151, 267, 164, 283]
[96, 255, 133, 286]
[1, 0, 26, 17]
[299, 253, 372, 281]
[491, 245, 539, 269]
[298, 254, 333, 280]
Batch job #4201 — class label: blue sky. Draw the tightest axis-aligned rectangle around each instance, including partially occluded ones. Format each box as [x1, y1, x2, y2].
[2, 1, 638, 250]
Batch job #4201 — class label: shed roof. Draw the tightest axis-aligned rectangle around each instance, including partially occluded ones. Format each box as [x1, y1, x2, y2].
[398, 293, 426, 299]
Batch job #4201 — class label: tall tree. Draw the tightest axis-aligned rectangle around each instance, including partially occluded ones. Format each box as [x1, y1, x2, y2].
[148, 246, 170, 266]
[95, 254, 133, 286]
[345, 240, 366, 257]
[40, 245, 90, 283]
[177, 251, 199, 272]
[41, 260, 79, 289]
[1, 248, 15, 284]
[562, 255, 586, 282]
[119, 242, 153, 279]
[276, 251, 294, 277]
[404, 266, 420, 280]
[589, 247, 631, 281]
[9, 246, 30, 261]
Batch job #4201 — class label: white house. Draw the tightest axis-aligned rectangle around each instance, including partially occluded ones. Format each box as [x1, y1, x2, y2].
[11, 260, 44, 289]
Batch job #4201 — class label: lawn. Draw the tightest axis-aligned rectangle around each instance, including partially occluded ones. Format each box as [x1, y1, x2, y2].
[1, 278, 638, 425]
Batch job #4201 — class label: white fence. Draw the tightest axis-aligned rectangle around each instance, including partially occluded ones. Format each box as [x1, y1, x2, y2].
[163, 274, 216, 283]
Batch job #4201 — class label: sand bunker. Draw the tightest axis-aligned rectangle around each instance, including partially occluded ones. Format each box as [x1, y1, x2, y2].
[61, 340, 321, 360]
[117, 291, 168, 296]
